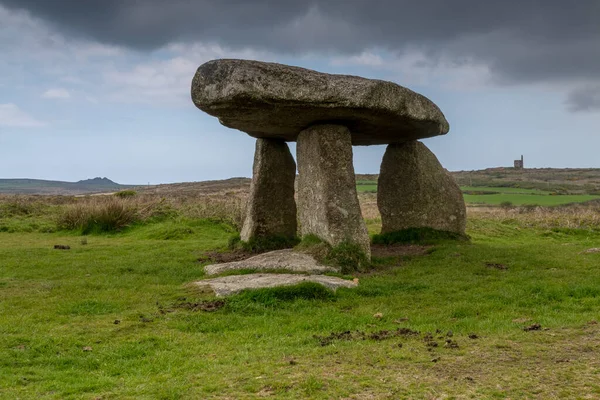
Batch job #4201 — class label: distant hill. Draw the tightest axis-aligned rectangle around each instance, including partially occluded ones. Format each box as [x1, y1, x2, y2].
[0, 177, 135, 195]
[3, 167, 600, 196]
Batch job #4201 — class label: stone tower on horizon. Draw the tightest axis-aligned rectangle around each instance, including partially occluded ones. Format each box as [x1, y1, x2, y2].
[514, 155, 524, 169]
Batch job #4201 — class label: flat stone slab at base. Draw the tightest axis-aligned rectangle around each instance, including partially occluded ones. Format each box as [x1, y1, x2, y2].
[204, 249, 338, 276]
[195, 274, 358, 297]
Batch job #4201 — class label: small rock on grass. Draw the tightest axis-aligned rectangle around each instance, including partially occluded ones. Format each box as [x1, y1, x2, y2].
[485, 262, 508, 270]
[82, 346, 93, 352]
[524, 323, 542, 331]
[582, 248, 600, 254]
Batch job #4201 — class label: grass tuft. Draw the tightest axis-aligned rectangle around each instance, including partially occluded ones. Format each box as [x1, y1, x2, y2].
[58, 199, 139, 234]
[325, 242, 370, 274]
[114, 190, 137, 198]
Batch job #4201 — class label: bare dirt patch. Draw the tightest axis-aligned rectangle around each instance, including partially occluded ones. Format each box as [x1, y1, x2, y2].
[371, 244, 432, 258]
[485, 262, 508, 270]
[314, 327, 421, 346]
[523, 323, 542, 331]
[171, 298, 226, 312]
[198, 249, 254, 264]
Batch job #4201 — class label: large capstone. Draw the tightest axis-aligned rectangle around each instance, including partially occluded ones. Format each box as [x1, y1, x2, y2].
[192, 59, 449, 145]
[297, 124, 371, 258]
[378, 141, 466, 236]
[240, 138, 297, 242]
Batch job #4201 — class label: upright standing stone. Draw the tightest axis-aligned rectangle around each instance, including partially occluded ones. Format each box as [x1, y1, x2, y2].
[240, 138, 297, 242]
[297, 124, 371, 258]
[378, 141, 466, 236]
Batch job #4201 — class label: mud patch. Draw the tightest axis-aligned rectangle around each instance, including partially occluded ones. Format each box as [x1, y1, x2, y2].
[371, 244, 432, 258]
[524, 323, 542, 331]
[314, 327, 420, 346]
[172, 298, 226, 312]
[485, 262, 508, 270]
[582, 248, 600, 254]
[198, 250, 254, 264]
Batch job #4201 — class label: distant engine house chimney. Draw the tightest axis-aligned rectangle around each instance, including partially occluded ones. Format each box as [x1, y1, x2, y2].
[514, 155, 524, 169]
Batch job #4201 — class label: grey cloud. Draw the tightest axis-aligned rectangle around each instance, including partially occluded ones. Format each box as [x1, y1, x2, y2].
[2, 0, 600, 110]
[566, 86, 600, 112]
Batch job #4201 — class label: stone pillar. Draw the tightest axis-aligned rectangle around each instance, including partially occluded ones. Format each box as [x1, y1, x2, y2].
[297, 124, 371, 258]
[377, 141, 466, 236]
[240, 138, 297, 242]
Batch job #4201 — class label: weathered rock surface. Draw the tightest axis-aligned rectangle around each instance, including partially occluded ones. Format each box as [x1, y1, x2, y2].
[582, 248, 600, 254]
[192, 59, 449, 145]
[378, 141, 466, 236]
[204, 249, 337, 275]
[297, 124, 371, 257]
[240, 138, 297, 241]
[195, 273, 358, 297]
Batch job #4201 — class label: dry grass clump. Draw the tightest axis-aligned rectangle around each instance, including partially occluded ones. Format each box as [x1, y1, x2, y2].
[468, 203, 600, 230]
[58, 198, 140, 233]
[54, 192, 246, 233]
[0, 195, 72, 218]
[358, 192, 380, 220]
[178, 194, 246, 230]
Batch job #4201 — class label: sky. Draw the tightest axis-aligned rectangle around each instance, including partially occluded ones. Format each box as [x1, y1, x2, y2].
[0, 1, 599, 184]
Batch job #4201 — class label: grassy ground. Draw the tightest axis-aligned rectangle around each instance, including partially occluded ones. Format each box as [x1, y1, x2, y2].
[460, 186, 551, 194]
[463, 193, 600, 206]
[451, 168, 600, 194]
[2, 197, 600, 398]
[355, 183, 600, 206]
[356, 180, 378, 193]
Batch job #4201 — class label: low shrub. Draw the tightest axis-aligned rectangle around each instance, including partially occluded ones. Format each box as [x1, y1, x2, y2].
[114, 190, 137, 198]
[0, 198, 46, 217]
[325, 242, 370, 274]
[295, 235, 370, 274]
[295, 234, 331, 262]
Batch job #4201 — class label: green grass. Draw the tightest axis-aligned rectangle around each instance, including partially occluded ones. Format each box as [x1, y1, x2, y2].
[2, 217, 600, 398]
[356, 183, 600, 206]
[356, 180, 378, 193]
[460, 185, 552, 194]
[356, 184, 378, 193]
[463, 193, 600, 206]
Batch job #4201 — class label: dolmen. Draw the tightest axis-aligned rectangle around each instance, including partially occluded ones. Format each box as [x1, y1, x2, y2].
[192, 59, 466, 261]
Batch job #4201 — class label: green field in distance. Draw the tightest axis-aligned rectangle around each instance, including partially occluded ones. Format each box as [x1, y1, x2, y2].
[356, 183, 600, 206]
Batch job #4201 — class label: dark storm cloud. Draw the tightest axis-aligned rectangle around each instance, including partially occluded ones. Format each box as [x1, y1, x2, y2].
[3, 0, 600, 108]
[566, 86, 600, 112]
